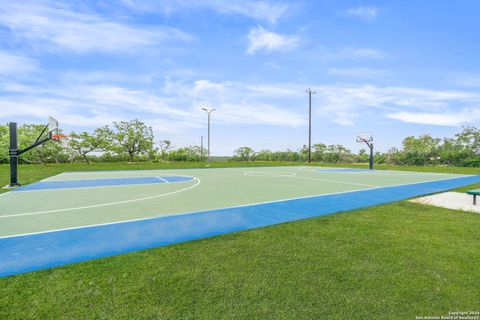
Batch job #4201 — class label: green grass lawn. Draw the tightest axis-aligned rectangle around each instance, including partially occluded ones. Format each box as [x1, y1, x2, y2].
[1, 162, 479, 319]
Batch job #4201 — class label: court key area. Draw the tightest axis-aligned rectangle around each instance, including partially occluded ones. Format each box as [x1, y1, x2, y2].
[1, 166, 479, 277]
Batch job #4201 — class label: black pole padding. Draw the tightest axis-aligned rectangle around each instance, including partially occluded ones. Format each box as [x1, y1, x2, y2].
[9, 122, 20, 187]
[369, 143, 374, 170]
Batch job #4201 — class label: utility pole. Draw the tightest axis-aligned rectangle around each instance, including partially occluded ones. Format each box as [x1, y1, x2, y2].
[200, 136, 204, 158]
[201, 107, 216, 157]
[306, 88, 316, 163]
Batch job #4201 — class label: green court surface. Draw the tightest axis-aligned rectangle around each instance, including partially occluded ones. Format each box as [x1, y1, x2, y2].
[0, 166, 469, 238]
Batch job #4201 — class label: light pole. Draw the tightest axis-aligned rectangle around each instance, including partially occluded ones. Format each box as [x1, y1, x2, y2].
[306, 88, 316, 163]
[201, 107, 216, 157]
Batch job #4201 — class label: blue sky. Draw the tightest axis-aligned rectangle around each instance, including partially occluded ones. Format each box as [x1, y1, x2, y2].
[0, 0, 479, 155]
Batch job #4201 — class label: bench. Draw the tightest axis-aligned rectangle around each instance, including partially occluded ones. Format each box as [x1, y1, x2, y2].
[467, 189, 480, 205]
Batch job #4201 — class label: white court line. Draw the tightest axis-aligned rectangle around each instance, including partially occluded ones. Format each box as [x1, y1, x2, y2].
[155, 176, 170, 183]
[42, 173, 186, 182]
[0, 178, 201, 219]
[242, 171, 297, 177]
[40, 172, 67, 182]
[11, 179, 191, 193]
[297, 166, 459, 176]
[0, 175, 474, 240]
[240, 169, 377, 188]
[317, 171, 448, 176]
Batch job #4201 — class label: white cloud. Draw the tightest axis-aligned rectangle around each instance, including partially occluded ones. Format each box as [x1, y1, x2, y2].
[0, 1, 191, 53]
[0, 78, 306, 135]
[345, 6, 378, 21]
[119, 0, 289, 24]
[338, 48, 386, 60]
[451, 73, 480, 87]
[328, 67, 387, 78]
[316, 46, 386, 60]
[387, 110, 480, 126]
[247, 26, 299, 54]
[0, 51, 38, 75]
[314, 84, 480, 126]
[214, 102, 304, 127]
[193, 80, 226, 95]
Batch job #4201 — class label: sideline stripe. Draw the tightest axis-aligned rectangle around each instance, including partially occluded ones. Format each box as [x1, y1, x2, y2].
[0, 175, 479, 278]
[317, 168, 372, 173]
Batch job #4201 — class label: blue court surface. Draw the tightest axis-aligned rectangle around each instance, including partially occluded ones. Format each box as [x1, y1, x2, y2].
[14, 176, 194, 192]
[0, 166, 479, 277]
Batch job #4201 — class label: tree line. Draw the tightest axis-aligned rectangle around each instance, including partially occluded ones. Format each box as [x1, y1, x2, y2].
[0, 119, 206, 164]
[0, 120, 478, 167]
[232, 126, 480, 167]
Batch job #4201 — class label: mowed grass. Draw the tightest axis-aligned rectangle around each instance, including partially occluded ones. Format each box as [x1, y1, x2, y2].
[0, 162, 479, 319]
[1, 202, 480, 319]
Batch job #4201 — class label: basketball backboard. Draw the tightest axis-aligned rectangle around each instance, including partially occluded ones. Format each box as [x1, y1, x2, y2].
[48, 116, 60, 141]
[356, 132, 373, 143]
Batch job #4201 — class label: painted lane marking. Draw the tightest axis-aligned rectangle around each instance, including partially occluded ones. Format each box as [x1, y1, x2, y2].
[156, 176, 170, 183]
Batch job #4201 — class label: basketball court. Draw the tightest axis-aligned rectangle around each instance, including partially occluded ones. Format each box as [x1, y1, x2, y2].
[1, 166, 480, 277]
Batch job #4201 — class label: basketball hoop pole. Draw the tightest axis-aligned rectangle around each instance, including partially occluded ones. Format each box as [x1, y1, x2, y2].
[357, 138, 374, 170]
[8, 122, 20, 187]
[7, 120, 58, 188]
[368, 141, 374, 170]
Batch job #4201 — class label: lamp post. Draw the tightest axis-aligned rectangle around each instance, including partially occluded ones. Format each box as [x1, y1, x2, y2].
[306, 88, 316, 163]
[201, 107, 216, 157]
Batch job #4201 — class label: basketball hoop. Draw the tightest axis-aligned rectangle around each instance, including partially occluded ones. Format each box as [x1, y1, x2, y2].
[51, 133, 68, 141]
[356, 132, 374, 170]
[356, 132, 373, 144]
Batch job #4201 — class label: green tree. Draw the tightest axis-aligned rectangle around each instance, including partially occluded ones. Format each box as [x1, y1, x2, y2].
[255, 149, 273, 161]
[68, 130, 107, 163]
[385, 147, 403, 165]
[16, 124, 67, 163]
[324, 145, 354, 163]
[402, 134, 441, 165]
[108, 120, 154, 162]
[357, 148, 369, 163]
[0, 124, 8, 163]
[312, 143, 327, 162]
[233, 147, 255, 161]
[157, 140, 172, 161]
[455, 126, 480, 154]
[167, 146, 205, 161]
